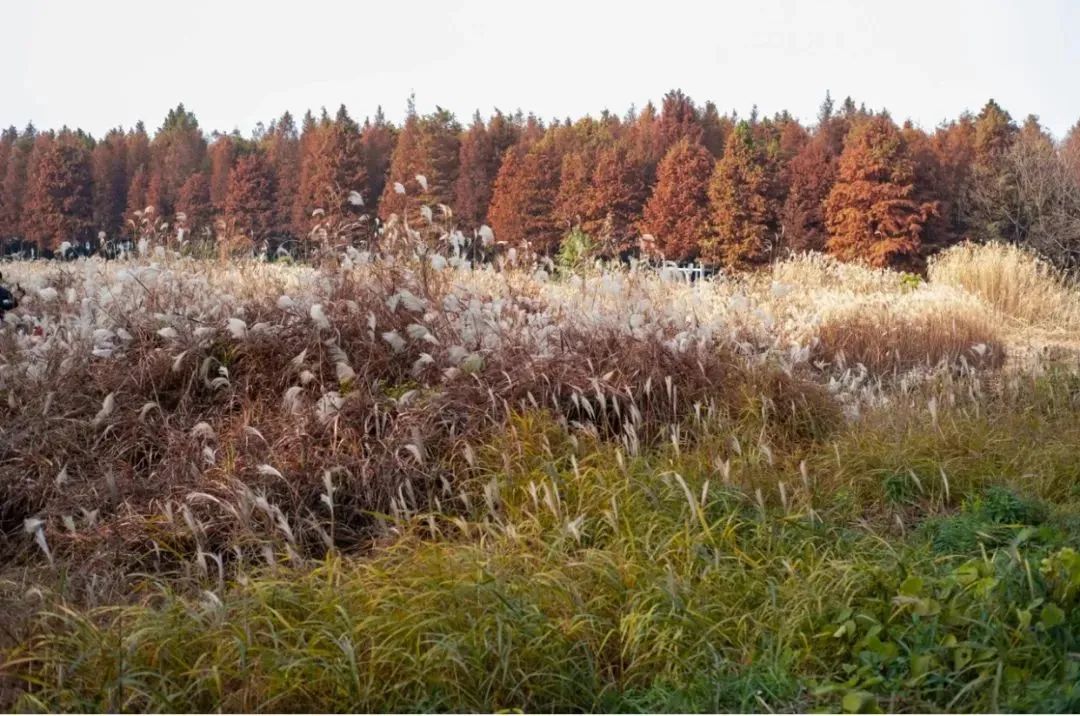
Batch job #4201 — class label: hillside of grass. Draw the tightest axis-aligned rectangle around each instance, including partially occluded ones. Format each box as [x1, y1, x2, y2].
[2, 241, 1080, 712]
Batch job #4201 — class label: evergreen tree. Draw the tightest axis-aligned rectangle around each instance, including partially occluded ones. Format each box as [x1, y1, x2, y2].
[329, 105, 369, 210]
[454, 111, 500, 230]
[973, 99, 1018, 163]
[962, 100, 1022, 244]
[148, 103, 207, 217]
[225, 152, 277, 244]
[658, 89, 702, 151]
[640, 138, 714, 262]
[699, 101, 732, 158]
[23, 131, 94, 251]
[586, 141, 648, 255]
[780, 134, 836, 253]
[379, 103, 461, 221]
[824, 114, 934, 268]
[91, 128, 129, 238]
[706, 121, 781, 266]
[0, 124, 36, 240]
[208, 134, 238, 212]
[262, 111, 301, 238]
[176, 172, 212, 234]
[487, 139, 561, 253]
[360, 107, 396, 215]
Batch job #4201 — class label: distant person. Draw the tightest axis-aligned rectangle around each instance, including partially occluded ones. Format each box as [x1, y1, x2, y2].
[0, 272, 22, 318]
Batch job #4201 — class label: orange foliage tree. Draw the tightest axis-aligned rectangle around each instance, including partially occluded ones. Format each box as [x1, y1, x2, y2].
[4, 88, 1071, 270]
[147, 104, 206, 218]
[208, 134, 238, 213]
[454, 111, 502, 230]
[125, 165, 149, 225]
[640, 137, 714, 262]
[123, 123, 150, 225]
[0, 128, 11, 238]
[928, 115, 977, 246]
[824, 115, 935, 268]
[360, 107, 396, 216]
[699, 101, 731, 157]
[379, 102, 461, 221]
[706, 121, 780, 266]
[261, 111, 301, 238]
[225, 152, 277, 244]
[586, 141, 648, 255]
[176, 172, 212, 234]
[658, 89, 703, 152]
[779, 134, 836, 253]
[294, 106, 367, 233]
[551, 117, 615, 232]
[902, 119, 975, 254]
[486, 139, 561, 253]
[90, 128, 128, 238]
[0, 125, 35, 241]
[22, 131, 94, 251]
[554, 150, 591, 231]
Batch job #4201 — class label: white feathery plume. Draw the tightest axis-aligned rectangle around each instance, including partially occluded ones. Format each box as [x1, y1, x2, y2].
[226, 318, 248, 339]
[310, 304, 331, 330]
[92, 393, 115, 428]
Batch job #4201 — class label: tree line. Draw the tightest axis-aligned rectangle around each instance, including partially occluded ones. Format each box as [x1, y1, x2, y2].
[2, 90, 1080, 268]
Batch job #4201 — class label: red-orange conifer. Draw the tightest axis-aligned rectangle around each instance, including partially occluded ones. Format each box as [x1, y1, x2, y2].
[90, 129, 129, 237]
[22, 131, 94, 251]
[177, 172, 212, 233]
[706, 122, 779, 266]
[225, 153, 277, 244]
[586, 141, 648, 254]
[824, 115, 934, 268]
[486, 140, 561, 252]
[779, 135, 836, 253]
[640, 138, 714, 262]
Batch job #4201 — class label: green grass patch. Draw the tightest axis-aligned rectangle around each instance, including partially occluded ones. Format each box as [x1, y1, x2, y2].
[8, 374, 1080, 712]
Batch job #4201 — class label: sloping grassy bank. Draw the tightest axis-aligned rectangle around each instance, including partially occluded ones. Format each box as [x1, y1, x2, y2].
[7, 370, 1080, 713]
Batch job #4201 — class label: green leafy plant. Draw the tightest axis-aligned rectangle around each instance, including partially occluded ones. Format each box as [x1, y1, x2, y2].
[556, 227, 595, 275]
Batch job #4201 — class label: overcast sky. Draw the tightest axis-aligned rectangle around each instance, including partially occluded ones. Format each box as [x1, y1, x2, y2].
[4, 0, 1078, 139]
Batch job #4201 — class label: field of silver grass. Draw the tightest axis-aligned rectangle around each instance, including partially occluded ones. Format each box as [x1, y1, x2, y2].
[3, 240, 1080, 712]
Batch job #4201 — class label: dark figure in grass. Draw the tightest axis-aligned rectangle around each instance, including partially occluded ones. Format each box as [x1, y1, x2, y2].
[0, 272, 23, 319]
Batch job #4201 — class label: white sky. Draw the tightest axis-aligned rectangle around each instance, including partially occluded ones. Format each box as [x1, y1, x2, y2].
[4, 0, 1078, 139]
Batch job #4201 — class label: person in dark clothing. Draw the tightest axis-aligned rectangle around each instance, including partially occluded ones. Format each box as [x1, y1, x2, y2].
[0, 272, 22, 318]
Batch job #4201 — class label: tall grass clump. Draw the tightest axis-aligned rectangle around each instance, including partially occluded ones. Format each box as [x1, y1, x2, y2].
[811, 287, 1006, 374]
[929, 242, 1080, 329]
[10, 379, 1080, 713]
[769, 251, 907, 295]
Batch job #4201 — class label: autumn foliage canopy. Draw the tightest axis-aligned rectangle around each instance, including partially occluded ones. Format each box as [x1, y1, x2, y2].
[1, 92, 1078, 269]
